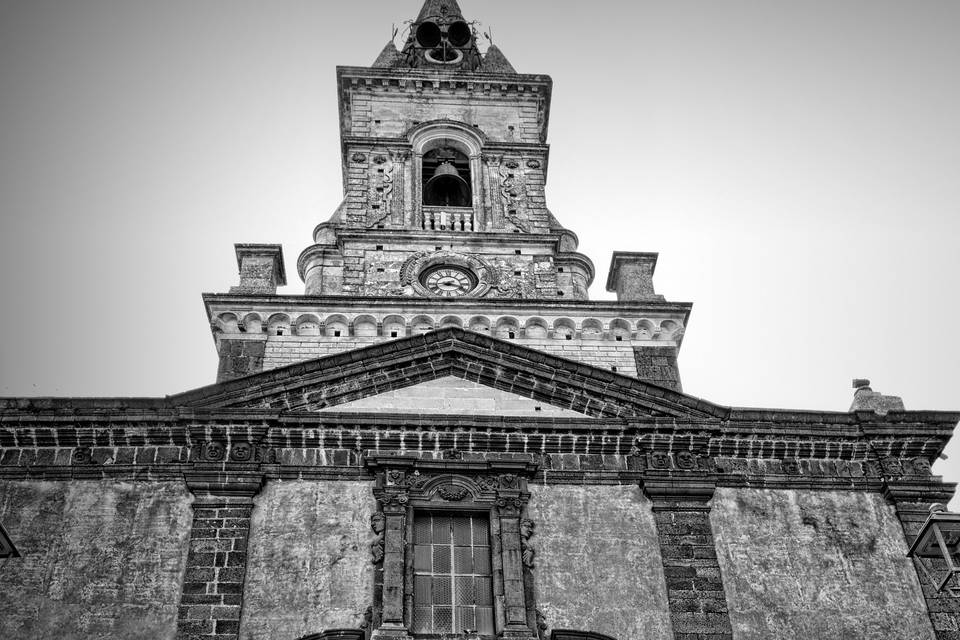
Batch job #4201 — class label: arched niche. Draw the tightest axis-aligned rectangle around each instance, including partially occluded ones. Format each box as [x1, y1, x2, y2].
[524, 317, 548, 339]
[354, 314, 378, 337]
[383, 315, 406, 338]
[294, 314, 321, 337]
[324, 314, 349, 338]
[266, 313, 291, 337]
[408, 120, 486, 230]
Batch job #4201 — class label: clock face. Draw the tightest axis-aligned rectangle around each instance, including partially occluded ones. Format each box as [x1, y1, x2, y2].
[421, 266, 475, 297]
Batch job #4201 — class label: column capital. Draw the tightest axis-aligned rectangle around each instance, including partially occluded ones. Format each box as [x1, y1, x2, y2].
[643, 478, 716, 510]
[883, 480, 956, 507]
[184, 469, 265, 506]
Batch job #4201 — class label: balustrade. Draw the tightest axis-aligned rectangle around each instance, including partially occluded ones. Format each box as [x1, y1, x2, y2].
[422, 206, 475, 232]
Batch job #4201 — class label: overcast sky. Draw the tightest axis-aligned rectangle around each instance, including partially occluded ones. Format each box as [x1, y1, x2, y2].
[1, 0, 958, 483]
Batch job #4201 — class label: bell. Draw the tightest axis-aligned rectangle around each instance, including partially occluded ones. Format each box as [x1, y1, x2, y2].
[425, 161, 471, 207]
[431, 161, 461, 179]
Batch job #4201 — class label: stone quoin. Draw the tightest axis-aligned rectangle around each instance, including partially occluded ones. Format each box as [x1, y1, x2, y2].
[1, 1, 958, 640]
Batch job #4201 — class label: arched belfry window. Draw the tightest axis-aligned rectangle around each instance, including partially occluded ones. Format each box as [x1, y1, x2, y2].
[423, 147, 472, 207]
[408, 120, 486, 231]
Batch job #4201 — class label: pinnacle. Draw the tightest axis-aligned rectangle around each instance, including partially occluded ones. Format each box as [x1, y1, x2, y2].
[372, 41, 402, 68]
[480, 45, 516, 74]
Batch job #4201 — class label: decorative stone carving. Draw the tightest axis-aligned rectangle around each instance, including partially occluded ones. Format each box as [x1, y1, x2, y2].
[72, 446, 93, 465]
[880, 456, 904, 476]
[499, 159, 529, 233]
[520, 518, 536, 568]
[649, 451, 671, 470]
[399, 250, 498, 298]
[193, 441, 276, 464]
[204, 441, 227, 461]
[253, 445, 278, 464]
[535, 609, 548, 639]
[230, 442, 253, 462]
[911, 456, 933, 476]
[370, 512, 385, 564]
[351, 152, 367, 163]
[782, 458, 801, 475]
[526, 159, 542, 170]
[675, 451, 698, 470]
[367, 150, 396, 228]
[437, 484, 469, 501]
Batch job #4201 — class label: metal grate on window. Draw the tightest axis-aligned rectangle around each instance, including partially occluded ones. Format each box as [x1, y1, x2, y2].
[412, 513, 494, 636]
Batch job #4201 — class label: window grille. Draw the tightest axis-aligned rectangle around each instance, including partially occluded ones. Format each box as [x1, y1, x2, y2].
[412, 513, 494, 636]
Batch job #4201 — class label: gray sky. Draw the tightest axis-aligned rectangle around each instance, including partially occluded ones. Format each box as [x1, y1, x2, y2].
[1, 0, 958, 483]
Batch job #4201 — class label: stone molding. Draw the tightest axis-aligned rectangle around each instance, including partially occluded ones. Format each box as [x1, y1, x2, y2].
[365, 454, 540, 640]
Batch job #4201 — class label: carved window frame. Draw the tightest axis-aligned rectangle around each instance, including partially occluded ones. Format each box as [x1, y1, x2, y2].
[367, 455, 539, 640]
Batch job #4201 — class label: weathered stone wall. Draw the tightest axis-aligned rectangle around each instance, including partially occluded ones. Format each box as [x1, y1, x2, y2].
[240, 481, 375, 640]
[354, 94, 541, 143]
[526, 484, 673, 640]
[217, 338, 267, 382]
[262, 335, 642, 378]
[323, 376, 588, 416]
[711, 488, 934, 640]
[633, 346, 682, 391]
[0, 480, 192, 640]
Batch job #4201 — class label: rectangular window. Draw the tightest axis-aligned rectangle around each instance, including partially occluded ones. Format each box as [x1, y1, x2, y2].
[412, 513, 494, 636]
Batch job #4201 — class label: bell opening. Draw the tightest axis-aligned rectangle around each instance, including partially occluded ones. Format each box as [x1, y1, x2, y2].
[423, 148, 472, 208]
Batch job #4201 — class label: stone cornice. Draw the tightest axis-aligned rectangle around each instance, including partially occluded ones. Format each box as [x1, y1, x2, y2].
[203, 292, 695, 323]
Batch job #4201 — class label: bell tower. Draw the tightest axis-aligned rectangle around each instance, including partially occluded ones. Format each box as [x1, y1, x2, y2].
[206, 0, 692, 392]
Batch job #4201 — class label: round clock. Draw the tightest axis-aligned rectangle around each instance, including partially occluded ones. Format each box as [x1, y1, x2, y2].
[420, 265, 476, 297]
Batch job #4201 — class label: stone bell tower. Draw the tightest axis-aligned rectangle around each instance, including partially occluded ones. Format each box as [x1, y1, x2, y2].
[206, 0, 690, 391]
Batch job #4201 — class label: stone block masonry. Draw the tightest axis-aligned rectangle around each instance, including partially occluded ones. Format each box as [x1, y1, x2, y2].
[262, 336, 643, 379]
[176, 471, 264, 640]
[644, 480, 734, 640]
[217, 339, 266, 382]
[176, 504, 253, 639]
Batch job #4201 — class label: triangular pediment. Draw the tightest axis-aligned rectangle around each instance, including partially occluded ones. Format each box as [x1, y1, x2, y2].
[171, 328, 725, 420]
[321, 375, 590, 417]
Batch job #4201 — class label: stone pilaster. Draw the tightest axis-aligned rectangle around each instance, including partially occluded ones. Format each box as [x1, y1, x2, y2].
[885, 480, 960, 639]
[177, 470, 264, 640]
[644, 479, 733, 640]
[496, 497, 535, 640]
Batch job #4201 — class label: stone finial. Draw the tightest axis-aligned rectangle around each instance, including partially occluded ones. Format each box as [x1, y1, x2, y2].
[850, 378, 905, 415]
[605, 252, 664, 302]
[230, 244, 287, 295]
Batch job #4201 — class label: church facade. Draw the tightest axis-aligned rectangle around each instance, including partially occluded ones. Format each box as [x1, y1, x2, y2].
[1, 2, 959, 640]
